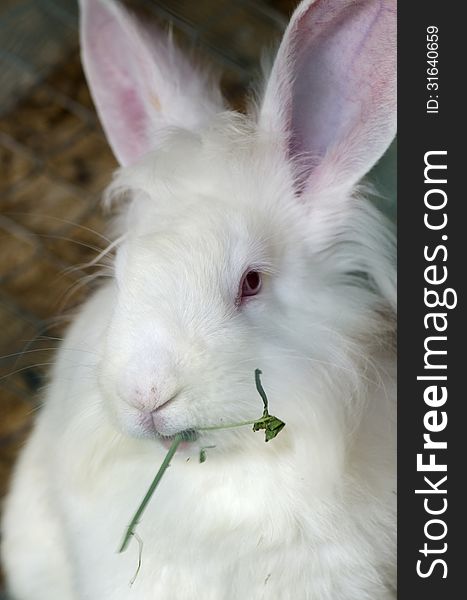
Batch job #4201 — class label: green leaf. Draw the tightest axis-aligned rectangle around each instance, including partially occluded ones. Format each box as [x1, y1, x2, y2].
[252, 415, 286, 442]
[252, 369, 286, 442]
[199, 445, 216, 463]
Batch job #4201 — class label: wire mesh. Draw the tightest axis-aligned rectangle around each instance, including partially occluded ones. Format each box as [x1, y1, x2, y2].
[0, 0, 296, 591]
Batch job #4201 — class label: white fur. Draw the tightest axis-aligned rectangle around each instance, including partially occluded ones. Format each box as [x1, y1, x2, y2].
[1, 1, 396, 598]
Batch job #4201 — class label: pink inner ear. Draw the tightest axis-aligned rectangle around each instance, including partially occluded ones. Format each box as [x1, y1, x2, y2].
[291, 2, 390, 158]
[81, 0, 224, 166]
[261, 0, 396, 194]
[120, 87, 147, 133]
[289, 8, 351, 159]
[115, 85, 149, 162]
[81, 0, 155, 165]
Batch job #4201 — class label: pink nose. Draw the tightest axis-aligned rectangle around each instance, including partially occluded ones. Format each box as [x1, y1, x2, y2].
[129, 385, 179, 414]
[151, 388, 179, 411]
[136, 390, 180, 436]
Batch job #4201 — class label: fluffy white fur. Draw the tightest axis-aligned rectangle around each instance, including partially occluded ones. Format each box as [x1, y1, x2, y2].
[1, 1, 397, 598]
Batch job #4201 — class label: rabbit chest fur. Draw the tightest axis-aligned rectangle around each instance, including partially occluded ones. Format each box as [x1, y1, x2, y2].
[2, 282, 396, 600]
[1, 0, 397, 598]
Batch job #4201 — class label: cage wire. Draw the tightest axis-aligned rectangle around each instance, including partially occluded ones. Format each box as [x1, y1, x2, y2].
[0, 0, 295, 592]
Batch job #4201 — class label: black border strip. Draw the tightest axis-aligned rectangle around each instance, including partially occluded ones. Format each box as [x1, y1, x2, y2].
[398, 1, 463, 596]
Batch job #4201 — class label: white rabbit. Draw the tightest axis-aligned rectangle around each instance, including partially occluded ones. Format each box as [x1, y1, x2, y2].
[1, 0, 396, 598]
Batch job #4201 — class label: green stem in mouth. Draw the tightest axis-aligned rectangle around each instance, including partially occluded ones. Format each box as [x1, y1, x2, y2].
[118, 419, 256, 553]
[197, 419, 259, 431]
[196, 369, 272, 432]
[254, 368, 269, 409]
[118, 433, 183, 552]
[118, 369, 285, 554]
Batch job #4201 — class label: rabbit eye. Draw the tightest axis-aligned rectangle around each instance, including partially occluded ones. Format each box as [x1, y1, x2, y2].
[237, 270, 262, 305]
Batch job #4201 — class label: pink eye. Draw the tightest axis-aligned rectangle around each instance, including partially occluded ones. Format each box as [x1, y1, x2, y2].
[237, 270, 262, 304]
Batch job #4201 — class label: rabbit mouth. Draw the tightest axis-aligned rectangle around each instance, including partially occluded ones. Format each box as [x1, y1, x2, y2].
[157, 428, 199, 451]
[158, 429, 199, 443]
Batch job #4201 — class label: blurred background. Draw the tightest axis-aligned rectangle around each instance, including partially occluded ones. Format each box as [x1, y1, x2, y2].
[0, 0, 395, 595]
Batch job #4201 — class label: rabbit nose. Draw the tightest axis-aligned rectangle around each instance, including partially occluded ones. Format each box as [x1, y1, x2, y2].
[125, 380, 180, 413]
[117, 346, 182, 412]
[135, 385, 178, 413]
[150, 388, 179, 411]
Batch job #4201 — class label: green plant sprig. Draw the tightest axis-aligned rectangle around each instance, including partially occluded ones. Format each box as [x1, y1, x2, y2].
[118, 369, 285, 553]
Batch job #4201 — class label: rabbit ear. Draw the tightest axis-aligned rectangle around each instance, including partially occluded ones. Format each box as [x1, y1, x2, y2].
[260, 0, 396, 195]
[79, 0, 222, 166]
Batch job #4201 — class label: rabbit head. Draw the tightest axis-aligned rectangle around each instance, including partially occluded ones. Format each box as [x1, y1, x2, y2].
[79, 0, 396, 455]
